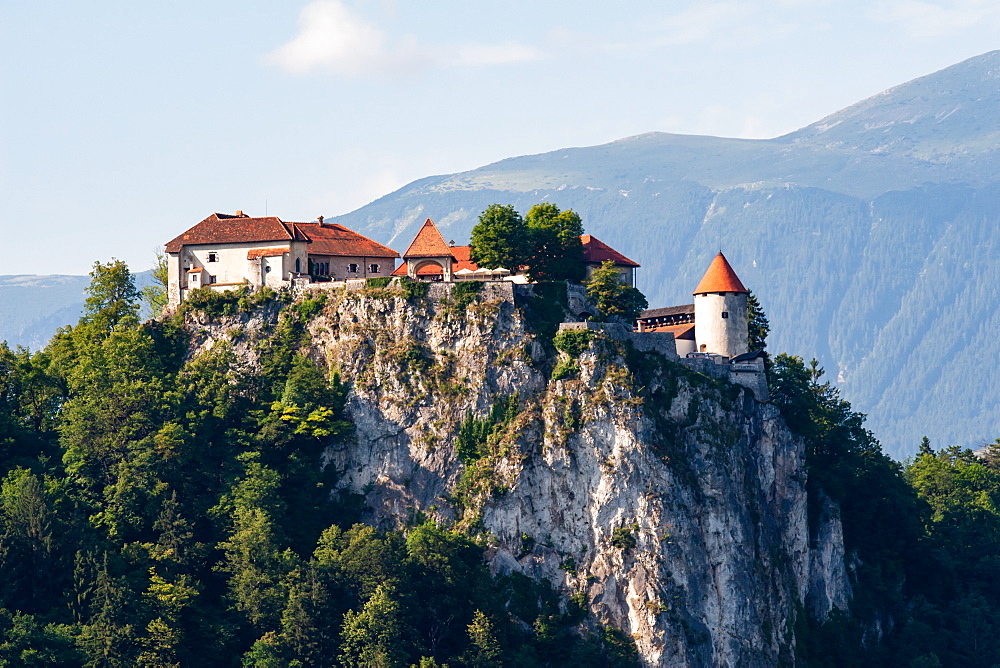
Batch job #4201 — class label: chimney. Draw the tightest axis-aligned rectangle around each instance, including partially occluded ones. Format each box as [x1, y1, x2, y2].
[235, 210, 243, 216]
[318, 215, 324, 226]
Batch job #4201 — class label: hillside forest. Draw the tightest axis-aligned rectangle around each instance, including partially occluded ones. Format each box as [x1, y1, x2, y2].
[0, 260, 999, 666]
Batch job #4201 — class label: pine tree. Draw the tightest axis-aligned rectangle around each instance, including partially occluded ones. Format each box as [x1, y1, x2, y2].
[746, 290, 769, 352]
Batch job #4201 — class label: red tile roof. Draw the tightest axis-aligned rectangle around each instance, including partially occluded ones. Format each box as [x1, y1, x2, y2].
[581, 235, 640, 268]
[247, 247, 288, 259]
[448, 245, 480, 272]
[392, 263, 445, 277]
[643, 323, 695, 339]
[297, 222, 399, 259]
[403, 219, 453, 258]
[390, 245, 500, 276]
[165, 213, 304, 253]
[693, 252, 748, 295]
[165, 213, 398, 262]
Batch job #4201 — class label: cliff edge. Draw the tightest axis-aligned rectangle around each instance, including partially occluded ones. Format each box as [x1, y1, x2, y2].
[185, 281, 850, 666]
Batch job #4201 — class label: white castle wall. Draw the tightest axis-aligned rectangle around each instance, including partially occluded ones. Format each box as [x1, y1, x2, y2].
[694, 292, 748, 357]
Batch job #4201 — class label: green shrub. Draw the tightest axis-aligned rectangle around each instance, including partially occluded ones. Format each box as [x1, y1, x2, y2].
[551, 358, 580, 381]
[366, 276, 393, 289]
[454, 395, 520, 464]
[610, 524, 638, 550]
[553, 329, 595, 357]
[292, 292, 328, 322]
[399, 277, 430, 300]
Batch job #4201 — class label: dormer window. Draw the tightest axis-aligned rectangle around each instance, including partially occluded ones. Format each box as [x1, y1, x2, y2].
[208, 252, 218, 263]
[369, 263, 379, 274]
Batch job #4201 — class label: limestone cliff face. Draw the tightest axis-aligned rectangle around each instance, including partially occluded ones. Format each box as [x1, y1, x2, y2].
[185, 282, 849, 667]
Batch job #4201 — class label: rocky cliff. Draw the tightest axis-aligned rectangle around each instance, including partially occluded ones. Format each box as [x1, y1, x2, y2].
[186, 281, 849, 667]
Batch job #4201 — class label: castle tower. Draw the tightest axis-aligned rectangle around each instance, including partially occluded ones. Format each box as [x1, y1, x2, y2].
[693, 252, 749, 357]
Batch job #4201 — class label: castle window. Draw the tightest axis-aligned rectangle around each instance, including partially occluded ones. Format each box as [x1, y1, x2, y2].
[208, 275, 217, 284]
[722, 311, 729, 319]
[208, 253, 218, 263]
[265, 266, 271, 273]
[348, 263, 359, 273]
[369, 263, 379, 274]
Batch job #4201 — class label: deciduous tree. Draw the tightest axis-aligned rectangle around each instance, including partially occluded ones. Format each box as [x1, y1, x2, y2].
[585, 260, 648, 321]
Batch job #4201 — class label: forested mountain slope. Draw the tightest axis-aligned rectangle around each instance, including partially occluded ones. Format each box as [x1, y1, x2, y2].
[330, 51, 1000, 458]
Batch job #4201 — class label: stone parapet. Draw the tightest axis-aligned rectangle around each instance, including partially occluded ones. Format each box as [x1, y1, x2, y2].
[558, 321, 678, 360]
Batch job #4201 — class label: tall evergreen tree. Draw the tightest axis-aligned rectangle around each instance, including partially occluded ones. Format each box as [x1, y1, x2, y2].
[746, 290, 769, 352]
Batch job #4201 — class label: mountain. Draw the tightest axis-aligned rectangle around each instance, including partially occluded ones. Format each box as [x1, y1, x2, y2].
[5, 52, 998, 457]
[0, 275, 92, 350]
[328, 51, 1000, 459]
[0, 270, 156, 350]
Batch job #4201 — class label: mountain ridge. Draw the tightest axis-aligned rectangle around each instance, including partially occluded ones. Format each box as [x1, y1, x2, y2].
[328, 50, 1000, 458]
[5, 51, 999, 457]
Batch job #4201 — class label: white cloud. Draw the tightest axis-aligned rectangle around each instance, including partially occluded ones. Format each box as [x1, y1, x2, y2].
[265, 1, 542, 77]
[868, 0, 1000, 37]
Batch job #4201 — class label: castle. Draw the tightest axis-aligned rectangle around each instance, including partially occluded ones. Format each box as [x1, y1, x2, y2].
[636, 252, 752, 358]
[163, 212, 399, 308]
[164, 213, 637, 305]
[164, 212, 766, 398]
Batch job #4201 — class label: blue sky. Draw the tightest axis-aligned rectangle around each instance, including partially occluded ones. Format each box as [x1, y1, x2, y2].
[1, 1, 998, 275]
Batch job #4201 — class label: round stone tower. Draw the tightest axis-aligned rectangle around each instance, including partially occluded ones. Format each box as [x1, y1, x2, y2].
[693, 252, 749, 357]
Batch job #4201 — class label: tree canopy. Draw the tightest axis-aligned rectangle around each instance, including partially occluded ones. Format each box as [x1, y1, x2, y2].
[469, 204, 528, 273]
[585, 260, 648, 321]
[0, 264, 640, 667]
[469, 202, 587, 282]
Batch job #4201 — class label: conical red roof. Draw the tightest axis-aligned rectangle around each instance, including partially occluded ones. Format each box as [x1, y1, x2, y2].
[692, 252, 748, 295]
[402, 218, 453, 258]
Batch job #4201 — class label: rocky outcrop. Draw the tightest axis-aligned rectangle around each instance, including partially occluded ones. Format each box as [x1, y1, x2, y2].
[186, 282, 850, 666]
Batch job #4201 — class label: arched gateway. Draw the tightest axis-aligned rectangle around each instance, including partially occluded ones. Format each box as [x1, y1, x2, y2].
[401, 219, 454, 282]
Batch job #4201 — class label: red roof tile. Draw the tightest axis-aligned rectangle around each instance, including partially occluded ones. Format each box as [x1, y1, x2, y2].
[447, 245, 480, 272]
[297, 222, 399, 259]
[643, 323, 695, 339]
[693, 252, 748, 295]
[403, 219, 453, 258]
[581, 235, 640, 268]
[165, 213, 301, 253]
[390, 245, 498, 276]
[247, 247, 288, 259]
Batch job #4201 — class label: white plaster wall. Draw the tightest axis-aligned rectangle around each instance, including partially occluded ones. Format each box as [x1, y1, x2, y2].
[262, 255, 282, 288]
[675, 338, 696, 356]
[694, 292, 748, 357]
[178, 241, 293, 289]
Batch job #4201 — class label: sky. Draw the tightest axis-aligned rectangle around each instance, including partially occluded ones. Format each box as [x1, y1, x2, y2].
[1, 0, 998, 276]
